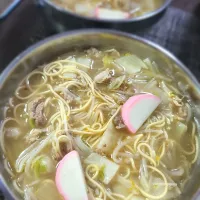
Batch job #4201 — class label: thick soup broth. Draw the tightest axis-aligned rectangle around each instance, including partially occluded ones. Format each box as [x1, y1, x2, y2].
[1, 48, 198, 200]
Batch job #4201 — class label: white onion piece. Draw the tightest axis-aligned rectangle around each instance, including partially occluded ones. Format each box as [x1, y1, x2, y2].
[115, 55, 147, 74]
[74, 137, 92, 157]
[85, 153, 119, 184]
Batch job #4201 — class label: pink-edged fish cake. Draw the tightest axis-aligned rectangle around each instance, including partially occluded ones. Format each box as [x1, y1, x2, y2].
[55, 151, 88, 200]
[122, 94, 161, 133]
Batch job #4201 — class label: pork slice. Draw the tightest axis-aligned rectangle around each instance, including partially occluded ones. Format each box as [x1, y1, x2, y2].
[29, 97, 46, 127]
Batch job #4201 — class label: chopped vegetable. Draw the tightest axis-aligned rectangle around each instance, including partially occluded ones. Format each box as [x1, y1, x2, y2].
[98, 165, 106, 181]
[152, 88, 169, 105]
[66, 56, 76, 62]
[77, 57, 92, 67]
[143, 80, 169, 104]
[74, 136, 92, 157]
[84, 153, 119, 184]
[143, 58, 152, 68]
[94, 69, 112, 83]
[32, 155, 55, 177]
[95, 8, 129, 20]
[112, 175, 132, 196]
[124, 52, 132, 56]
[35, 180, 61, 200]
[96, 122, 121, 154]
[160, 81, 173, 97]
[143, 58, 159, 73]
[108, 75, 126, 90]
[102, 55, 114, 67]
[22, 112, 28, 119]
[56, 151, 88, 200]
[168, 167, 184, 177]
[139, 159, 149, 191]
[122, 94, 161, 133]
[174, 121, 187, 141]
[148, 175, 180, 199]
[29, 118, 36, 129]
[105, 49, 120, 57]
[63, 88, 80, 103]
[115, 55, 148, 74]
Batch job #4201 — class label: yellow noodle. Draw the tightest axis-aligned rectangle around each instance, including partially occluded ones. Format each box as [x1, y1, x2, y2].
[191, 136, 198, 164]
[85, 165, 106, 200]
[13, 180, 24, 194]
[106, 191, 125, 200]
[133, 134, 144, 152]
[15, 85, 50, 100]
[137, 143, 157, 166]
[43, 61, 64, 76]
[0, 118, 20, 153]
[26, 71, 48, 91]
[135, 166, 168, 199]
[120, 166, 131, 179]
[130, 158, 138, 171]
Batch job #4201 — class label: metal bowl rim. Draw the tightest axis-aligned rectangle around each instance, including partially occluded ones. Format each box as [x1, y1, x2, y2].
[0, 28, 200, 200]
[41, 0, 172, 23]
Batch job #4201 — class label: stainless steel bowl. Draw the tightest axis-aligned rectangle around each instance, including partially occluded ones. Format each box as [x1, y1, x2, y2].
[38, 0, 172, 31]
[0, 30, 200, 200]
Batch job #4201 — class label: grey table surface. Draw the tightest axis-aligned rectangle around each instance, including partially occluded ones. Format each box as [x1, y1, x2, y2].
[137, 7, 200, 80]
[0, 3, 200, 200]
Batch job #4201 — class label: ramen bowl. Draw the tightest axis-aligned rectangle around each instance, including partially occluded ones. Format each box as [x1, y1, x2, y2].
[0, 30, 200, 200]
[38, 0, 172, 31]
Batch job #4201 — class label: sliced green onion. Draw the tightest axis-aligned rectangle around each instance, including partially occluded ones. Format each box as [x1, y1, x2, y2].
[102, 55, 114, 67]
[98, 165, 106, 181]
[29, 118, 35, 128]
[32, 155, 54, 177]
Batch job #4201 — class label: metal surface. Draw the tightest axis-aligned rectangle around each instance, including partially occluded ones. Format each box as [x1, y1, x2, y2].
[39, 0, 172, 31]
[0, 30, 200, 200]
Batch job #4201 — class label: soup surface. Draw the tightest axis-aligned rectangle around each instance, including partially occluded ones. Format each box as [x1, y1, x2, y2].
[51, 0, 162, 19]
[1, 48, 198, 200]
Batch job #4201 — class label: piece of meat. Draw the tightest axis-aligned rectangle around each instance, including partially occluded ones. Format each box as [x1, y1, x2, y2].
[86, 48, 102, 58]
[112, 93, 128, 105]
[52, 140, 73, 161]
[113, 114, 126, 129]
[25, 127, 49, 144]
[94, 148, 106, 156]
[29, 97, 46, 127]
[52, 148, 62, 162]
